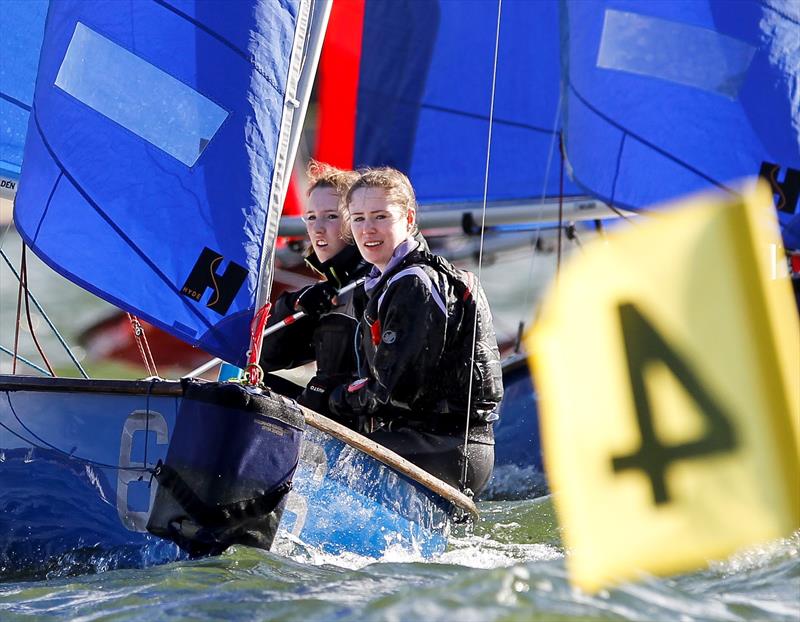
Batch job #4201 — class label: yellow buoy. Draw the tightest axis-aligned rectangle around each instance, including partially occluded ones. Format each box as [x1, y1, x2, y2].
[527, 180, 800, 592]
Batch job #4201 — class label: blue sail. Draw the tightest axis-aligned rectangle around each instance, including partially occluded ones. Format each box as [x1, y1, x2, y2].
[0, 0, 47, 193]
[14, 0, 312, 366]
[317, 0, 582, 206]
[562, 0, 800, 248]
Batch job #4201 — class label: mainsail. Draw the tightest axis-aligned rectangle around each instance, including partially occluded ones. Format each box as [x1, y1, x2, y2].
[13, 0, 326, 366]
[316, 0, 584, 207]
[561, 0, 800, 248]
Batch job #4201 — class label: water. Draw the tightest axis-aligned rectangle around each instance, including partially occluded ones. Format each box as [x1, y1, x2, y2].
[0, 497, 797, 621]
[3, 226, 799, 619]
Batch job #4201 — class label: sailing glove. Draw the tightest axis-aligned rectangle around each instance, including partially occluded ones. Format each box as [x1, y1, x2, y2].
[327, 384, 349, 417]
[297, 377, 339, 416]
[295, 282, 338, 318]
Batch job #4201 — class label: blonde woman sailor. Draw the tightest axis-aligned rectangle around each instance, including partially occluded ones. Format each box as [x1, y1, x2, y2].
[329, 167, 504, 495]
[260, 161, 369, 417]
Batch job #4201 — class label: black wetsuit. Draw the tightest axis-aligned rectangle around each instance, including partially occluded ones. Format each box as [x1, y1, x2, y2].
[330, 238, 504, 495]
[260, 244, 370, 416]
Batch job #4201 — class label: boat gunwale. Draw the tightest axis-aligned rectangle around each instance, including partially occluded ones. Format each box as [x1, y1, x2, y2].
[0, 374, 184, 395]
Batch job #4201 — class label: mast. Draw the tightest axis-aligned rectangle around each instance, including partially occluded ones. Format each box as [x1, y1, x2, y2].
[254, 0, 332, 318]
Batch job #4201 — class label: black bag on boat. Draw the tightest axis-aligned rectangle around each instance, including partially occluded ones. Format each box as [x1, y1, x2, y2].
[146, 380, 305, 557]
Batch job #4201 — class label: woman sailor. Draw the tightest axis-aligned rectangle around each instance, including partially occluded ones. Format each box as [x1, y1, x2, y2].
[260, 161, 369, 416]
[328, 167, 504, 495]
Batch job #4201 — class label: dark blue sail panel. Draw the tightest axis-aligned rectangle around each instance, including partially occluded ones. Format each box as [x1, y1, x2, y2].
[0, 0, 47, 186]
[15, 0, 304, 365]
[352, 0, 581, 205]
[562, 0, 800, 248]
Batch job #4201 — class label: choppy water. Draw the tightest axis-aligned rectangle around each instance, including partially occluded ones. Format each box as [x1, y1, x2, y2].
[1, 497, 798, 622]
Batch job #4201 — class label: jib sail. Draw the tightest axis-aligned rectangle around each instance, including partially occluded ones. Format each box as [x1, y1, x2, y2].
[14, 0, 325, 366]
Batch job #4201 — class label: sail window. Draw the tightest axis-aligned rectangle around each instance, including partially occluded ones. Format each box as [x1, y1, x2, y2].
[597, 10, 755, 100]
[55, 22, 228, 166]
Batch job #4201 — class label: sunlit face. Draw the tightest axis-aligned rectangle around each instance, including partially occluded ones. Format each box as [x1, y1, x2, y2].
[304, 187, 346, 263]
[348, 187, 415, 272]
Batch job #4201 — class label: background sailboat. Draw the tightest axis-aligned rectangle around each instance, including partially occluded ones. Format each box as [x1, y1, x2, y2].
[0, 0, 47, 211]
[306, 0, 800, 497]
[561, 0, 799, 252]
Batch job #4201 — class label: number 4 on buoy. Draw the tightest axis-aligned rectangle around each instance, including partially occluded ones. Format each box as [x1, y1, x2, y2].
[528, 180, 800, 592]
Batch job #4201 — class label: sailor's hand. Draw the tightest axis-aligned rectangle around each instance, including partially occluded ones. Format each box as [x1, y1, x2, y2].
[329, 378, 373, 416]
[327, 384, 349, 417]
[298, 377, 337, 415]
[295, 282, 338, 318]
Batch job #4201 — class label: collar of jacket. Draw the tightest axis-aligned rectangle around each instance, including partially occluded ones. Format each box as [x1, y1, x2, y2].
[305, 244, 370, 288]
[365, 236, 421, 292]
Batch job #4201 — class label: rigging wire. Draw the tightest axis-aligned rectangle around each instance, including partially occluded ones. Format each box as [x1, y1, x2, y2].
[460, 0, 503, 493]
[12, 244, 24, 374]
[0, 344, 52, 376]
[0, 245, 89, 378]
[517, 92, 565, 343]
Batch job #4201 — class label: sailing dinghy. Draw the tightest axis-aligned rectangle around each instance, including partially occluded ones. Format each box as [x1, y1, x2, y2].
[0, 0, 476, 579]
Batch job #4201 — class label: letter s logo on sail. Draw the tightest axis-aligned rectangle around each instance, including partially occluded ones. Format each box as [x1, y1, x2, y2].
[181, 247, 248, 315]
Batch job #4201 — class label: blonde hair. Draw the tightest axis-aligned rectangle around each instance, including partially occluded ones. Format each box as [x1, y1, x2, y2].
[306, 159, 359, 198]
[341, 167, 419, 242]
[303, 160, 358, 251]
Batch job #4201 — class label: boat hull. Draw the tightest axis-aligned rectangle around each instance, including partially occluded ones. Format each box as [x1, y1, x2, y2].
[0, 376, 452, 578]
[484, 354, 548, 499]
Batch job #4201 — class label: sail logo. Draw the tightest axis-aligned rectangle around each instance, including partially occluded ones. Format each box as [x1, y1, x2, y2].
[181, 247, 247, 315]
[759, 162, 800, 215]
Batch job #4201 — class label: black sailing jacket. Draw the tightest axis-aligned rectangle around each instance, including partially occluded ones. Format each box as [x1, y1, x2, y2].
[334, 243, 504, 432]
[260, 244, 370, 414]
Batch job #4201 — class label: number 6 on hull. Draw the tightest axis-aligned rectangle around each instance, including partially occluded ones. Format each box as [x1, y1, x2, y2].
[117, 410, 169, 531]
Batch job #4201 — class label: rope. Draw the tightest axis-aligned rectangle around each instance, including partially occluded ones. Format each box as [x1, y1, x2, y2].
[460, 0, 503, 493]
[19, 246, 56, 376]
[0, 246, 89, 378]
[127, 313, 159, 378]
[245, 303, 272, 386]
